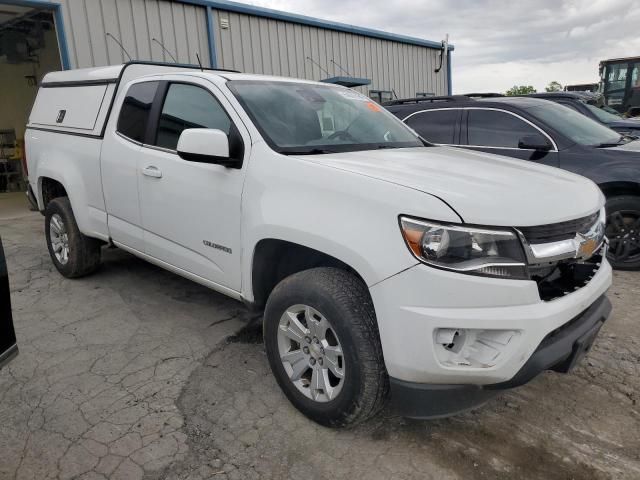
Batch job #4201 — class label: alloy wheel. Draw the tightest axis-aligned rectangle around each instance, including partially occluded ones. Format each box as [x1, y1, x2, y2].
[276, 304, 345, 402]
[49, 213, 70, 265]
[606, 210, 640, 264]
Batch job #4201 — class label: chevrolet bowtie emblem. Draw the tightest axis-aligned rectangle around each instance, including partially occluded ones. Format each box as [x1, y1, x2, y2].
[575, 232, 600, 260]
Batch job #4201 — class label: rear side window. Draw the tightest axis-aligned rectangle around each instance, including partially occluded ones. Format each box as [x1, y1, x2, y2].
[117, 81, 159, 142]
[405, 109, 459, 144]
[467, 109, 540, 148]
[154, 83, 231, 150]
[556, 100, 582, 113]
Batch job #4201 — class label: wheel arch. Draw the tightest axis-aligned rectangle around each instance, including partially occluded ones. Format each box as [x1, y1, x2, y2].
[249, 238, 369, 309]
[38, 176, 68, 211]
[599, 181, 640, 199]
[34, 166, 109, 242]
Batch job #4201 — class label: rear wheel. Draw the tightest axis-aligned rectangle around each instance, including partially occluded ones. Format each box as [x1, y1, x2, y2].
[264, 268, 388, 427]
[605, 195, 640, 270]
[45, 197, 102, 278]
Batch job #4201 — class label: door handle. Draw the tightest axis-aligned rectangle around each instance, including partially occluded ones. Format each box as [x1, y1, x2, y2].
[142, 165, 162, 178]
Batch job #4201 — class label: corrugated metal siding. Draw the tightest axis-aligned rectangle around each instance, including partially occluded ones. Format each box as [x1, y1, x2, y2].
[211, 9, 447, 97]
[58, 0, 211, 68]
[52, 0, 445, 96]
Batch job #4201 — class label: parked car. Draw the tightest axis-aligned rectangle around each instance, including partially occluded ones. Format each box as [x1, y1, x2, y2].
[386, 95, 640, 270]
[525, 92, 640, 137]
[0, 237, 18, 369]
[26, 62, 612, 426]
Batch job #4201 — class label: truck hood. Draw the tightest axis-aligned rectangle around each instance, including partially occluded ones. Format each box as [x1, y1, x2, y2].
[295, 146, 603, 226]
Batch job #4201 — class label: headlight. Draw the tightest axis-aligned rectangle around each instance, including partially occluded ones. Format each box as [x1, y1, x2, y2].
[399, 216, 528, 279]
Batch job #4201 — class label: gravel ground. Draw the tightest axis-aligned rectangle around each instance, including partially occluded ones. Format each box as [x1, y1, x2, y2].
[0, 210, 638, 480]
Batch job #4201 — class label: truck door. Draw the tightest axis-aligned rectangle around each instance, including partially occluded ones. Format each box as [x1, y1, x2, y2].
[101, 81, 161, 252]
[461, 108, 559, 167]
[138, 78, 249, 293]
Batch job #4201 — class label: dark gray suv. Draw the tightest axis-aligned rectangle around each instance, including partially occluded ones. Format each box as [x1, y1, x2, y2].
[386, 95, 640, 270]
[526, 92, 640, 137]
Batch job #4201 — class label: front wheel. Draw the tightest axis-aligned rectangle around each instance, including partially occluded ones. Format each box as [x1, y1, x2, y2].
[264, 268, 388, 427]
[605, 195, 640, 270]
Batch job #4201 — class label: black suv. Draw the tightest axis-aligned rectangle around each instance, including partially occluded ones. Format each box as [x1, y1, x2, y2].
[526, 92, 640, 136]
[0, 237, 17, 369]
[385, 95, 640, 269]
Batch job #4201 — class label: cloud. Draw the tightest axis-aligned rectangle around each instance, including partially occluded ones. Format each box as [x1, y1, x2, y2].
[245, 0, 640, 93]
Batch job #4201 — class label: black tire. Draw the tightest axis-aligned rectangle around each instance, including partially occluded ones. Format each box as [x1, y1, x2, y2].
[45, 197, 102, 278]
[264, 267, 389, 427]
[605, 195, 640, 270]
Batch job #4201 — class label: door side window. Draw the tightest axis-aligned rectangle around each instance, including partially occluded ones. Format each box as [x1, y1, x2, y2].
[467, 109, 542, 148]
[154, 83, 232, 150]
[405, 109, 459, 144]
[117, 81, 159, 142]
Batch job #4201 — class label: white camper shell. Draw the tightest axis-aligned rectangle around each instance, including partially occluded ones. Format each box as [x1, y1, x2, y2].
[28, 62, 234, 137]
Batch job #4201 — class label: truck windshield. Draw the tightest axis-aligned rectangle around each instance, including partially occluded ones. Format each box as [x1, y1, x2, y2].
[527, 102, 622, 146]
[228, 80, 423, 154]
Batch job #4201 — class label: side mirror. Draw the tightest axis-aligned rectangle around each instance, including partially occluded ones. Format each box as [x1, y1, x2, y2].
[177, 129, 240, 167]
[518, 134, 552, 151]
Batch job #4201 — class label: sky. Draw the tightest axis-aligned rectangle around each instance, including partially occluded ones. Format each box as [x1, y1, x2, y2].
[245, 0, 640, 94]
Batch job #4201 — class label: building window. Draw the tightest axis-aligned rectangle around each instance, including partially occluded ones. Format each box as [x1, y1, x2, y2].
[416, 92, 435, 98]
[369, 90, 393, 104]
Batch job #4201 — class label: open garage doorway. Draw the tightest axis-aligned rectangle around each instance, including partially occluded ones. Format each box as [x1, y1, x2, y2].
[0, 2, 64, 193]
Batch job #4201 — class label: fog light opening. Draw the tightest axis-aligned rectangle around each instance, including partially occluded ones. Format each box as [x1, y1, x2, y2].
[433, 328, 520, 369]
[435, 328, 466, 353]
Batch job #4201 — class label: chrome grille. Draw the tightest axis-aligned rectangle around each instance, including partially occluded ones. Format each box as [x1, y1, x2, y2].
[517, 212, 599, 244]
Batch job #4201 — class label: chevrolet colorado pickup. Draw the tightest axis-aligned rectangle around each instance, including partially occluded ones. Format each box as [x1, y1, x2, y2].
[25, 62, 612, 427]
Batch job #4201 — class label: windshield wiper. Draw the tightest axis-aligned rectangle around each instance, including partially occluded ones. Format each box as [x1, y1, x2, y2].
[280, 148, 338, 155]
[596, 136, 628, 148]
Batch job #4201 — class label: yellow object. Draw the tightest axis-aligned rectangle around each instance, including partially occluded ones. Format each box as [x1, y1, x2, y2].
[11, 140, 23, 160]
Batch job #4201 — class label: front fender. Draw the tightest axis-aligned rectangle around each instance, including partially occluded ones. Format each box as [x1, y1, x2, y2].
[240, 144, 460, 301]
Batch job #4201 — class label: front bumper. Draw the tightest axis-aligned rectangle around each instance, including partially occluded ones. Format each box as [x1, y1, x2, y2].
[388, 295, 611, 418]
[370, 258, 612, 385]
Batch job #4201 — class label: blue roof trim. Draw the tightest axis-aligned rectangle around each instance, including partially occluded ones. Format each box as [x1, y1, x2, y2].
[179, 0, 453, 51]
[320, 76, 371, 87]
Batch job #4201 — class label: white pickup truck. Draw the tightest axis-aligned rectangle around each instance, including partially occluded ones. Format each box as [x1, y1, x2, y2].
[26, 62, 612, 427]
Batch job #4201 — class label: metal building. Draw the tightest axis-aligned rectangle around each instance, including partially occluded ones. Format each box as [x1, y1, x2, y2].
[0, 0, 452, 191]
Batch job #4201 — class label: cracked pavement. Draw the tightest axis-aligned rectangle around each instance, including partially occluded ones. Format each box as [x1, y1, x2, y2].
[1, 206, 639, 480]
[1, 211, 247, 480]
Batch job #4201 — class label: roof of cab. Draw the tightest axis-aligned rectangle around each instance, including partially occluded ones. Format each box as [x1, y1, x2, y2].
[216, 72, 341, 86]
